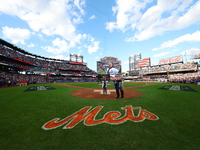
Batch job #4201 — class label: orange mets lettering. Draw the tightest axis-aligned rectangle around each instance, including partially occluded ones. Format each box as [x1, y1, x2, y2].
[42, 105, 159, 130]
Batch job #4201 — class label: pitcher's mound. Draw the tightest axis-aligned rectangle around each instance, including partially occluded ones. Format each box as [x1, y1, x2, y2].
[57, 83, 144, 100]
[70, 88, 142, 100]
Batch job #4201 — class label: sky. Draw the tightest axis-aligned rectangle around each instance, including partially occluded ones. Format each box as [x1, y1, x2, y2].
[0, 0, 200, 72]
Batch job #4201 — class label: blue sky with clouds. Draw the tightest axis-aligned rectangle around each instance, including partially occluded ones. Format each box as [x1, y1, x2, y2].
[0, 0, 200, 72]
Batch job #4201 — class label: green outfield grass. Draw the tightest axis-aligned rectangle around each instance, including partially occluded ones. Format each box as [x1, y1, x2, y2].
[0, 82, 200, 150]
[96, 70, 106, 74]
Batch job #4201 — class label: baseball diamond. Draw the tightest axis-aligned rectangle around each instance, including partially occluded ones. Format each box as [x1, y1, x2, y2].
[93, 89, 116, 94]
[0, 81, 200, 150]
[1, 6, 200, 149]
[56, 83, 156, 99]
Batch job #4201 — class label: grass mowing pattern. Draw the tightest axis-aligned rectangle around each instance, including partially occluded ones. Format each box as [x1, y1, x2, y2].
[0, 82, 200, 150]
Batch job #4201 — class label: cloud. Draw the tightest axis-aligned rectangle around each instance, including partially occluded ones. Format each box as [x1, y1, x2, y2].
[87, 41, 100, 54]
[106, 0, 200, 41]
[106, 0, 147, 32]
[153, 51, 172, 58]
[0, 0, 102, 55]
[28, 43, 35, 47]
[153, 31, 200, 51]
[42, 38, 71, 54]
[181, 48, 200, 56]
[128, 0, 197, 41]
[0, 1, 90, 49]
[43, 35, 100, 55]
[37, 33, 43, 39]
[80, 35, 100, 54]
[48, 55, 70, 60]
[2, 26, 31, 44]
[89, 15, 96, 20]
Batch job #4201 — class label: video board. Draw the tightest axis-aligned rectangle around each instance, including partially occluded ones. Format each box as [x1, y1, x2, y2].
[97, 57, 121, 76]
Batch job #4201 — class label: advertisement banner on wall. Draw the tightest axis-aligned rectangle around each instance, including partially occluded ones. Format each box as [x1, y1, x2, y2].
[159, 55, 183, 65]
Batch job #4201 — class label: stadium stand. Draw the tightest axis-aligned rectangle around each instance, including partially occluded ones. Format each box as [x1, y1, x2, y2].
[139, 61, 200, 83]
[0, 38, 97, 87]
[1, 38, 200, 87]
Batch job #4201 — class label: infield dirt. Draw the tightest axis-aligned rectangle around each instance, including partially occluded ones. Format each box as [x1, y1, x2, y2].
[57, 83, 157, 100]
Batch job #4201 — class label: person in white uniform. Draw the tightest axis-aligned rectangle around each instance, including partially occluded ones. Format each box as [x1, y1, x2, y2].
[106, 62, 119, 77]
[102, 78, 108, 95]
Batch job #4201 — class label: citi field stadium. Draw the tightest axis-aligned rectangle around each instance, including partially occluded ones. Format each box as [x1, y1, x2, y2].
[1, 38, 200, 150]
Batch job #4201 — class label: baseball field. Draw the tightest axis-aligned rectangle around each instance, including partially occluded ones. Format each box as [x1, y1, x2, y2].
[0, 81, 199, 150]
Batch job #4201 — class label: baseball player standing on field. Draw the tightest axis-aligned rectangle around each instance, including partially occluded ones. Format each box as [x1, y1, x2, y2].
[102, 78, 108, 96]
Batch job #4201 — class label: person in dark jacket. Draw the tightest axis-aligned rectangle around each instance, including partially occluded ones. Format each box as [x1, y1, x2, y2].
[119, 78, 124, 98]
[114, 79, 120, 99]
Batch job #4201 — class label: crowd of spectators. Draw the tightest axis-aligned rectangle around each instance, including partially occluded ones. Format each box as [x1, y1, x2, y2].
[140, 63, 198, 75]
[0, 70, 98, 88]
[0, 60, 30, 70]
[1, 43, 200, 87]
[140, 72, 200, 83]
[0, 44, 98, 88]
[0, 45, 91, 71]
[0, 44, 98, 78]
[169, 72, 200, 83]
[0, 71, 47, 87]
[60, 70, 96, 76]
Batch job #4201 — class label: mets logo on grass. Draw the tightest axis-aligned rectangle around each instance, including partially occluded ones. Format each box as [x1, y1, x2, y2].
[42, 105, 159, 130]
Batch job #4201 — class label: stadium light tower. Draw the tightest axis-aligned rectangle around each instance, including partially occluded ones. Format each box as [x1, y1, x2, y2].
[70, 53, 83, 62]
[129, 53, 141, 71]
[129, 55, 134, 72]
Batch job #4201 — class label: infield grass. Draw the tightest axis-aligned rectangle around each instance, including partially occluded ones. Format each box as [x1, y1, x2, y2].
[0, 82, 199, 150]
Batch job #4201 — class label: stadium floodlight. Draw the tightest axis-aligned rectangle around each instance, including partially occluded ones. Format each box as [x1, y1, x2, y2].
[136, 53, 141, 56]
[70, 53, 83, 62]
